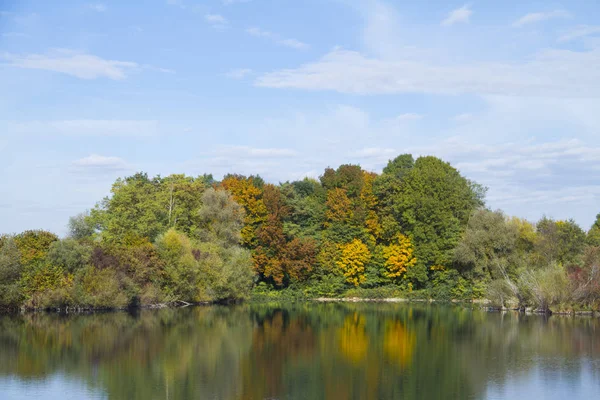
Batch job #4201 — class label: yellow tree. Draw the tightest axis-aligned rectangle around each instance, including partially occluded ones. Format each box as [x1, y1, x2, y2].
[337, 239, 370, 286]
[383, 234, 417, 282]
[360, 171, 382, 240]
[325, 188, 353, 226]
[221, 175, 267, 247]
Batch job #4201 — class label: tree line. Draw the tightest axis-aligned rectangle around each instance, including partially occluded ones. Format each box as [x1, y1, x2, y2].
[1, 154, 599, 311]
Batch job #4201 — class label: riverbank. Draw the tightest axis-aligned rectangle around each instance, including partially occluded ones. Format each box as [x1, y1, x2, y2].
[3, 293, 598, 316]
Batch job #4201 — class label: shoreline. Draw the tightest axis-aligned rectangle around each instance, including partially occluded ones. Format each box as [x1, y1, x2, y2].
[311, 297, 599, 316]
[2, 298, 598, 316]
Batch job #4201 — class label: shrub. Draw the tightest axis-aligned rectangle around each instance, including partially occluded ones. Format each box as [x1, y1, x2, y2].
[520, 263, 570, 313]
[72, 266, 129, 309]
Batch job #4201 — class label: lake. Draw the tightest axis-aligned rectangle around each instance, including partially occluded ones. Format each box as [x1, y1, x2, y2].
[1, 303, 599, 399]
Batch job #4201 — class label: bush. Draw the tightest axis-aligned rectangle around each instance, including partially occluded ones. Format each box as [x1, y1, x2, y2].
[72, 266, 129, 309]
[486, 279, 513, 308]
[520, 263, 570, 313]
[250, 282, 309, 302]
[302, 274, 347, 298]
[428, 269, 475, 301]
[138, 283, 167, 306]
[343, 285, 406, 299]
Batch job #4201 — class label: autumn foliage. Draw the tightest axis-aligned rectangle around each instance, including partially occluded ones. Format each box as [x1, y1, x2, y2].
[2, 153, 599, 311]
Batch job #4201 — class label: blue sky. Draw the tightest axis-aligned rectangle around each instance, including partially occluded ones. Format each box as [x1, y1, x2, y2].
[1, 0, 600, 235]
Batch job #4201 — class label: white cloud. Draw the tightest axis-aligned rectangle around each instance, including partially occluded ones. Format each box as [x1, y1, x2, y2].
[12, 120, 159, 137]
[255, 47, 600, 98]
[246, 27, 269, 37]
[166, 0, 186, 9]
[87, 3, 106, 12]
[1, 32, 28, 38]
[214, 146, 297, 158]
[182, 146, 298, 180]
[205, 14, 228, 29]
[396, 113, 424, 121]
[3, 50, 138, 80]
[513, 10, 571, 27]
[559, 25, 600, 42]
[278, 38, 309, 50]
[441, 4, 472, 26]
[352, 147, 397, 158]
[2, 50, 172, 79]
[142, 64, 175, 74]
[453, 113, 473, 123]
[196, 98, 600, 225]
[246, 27, 309, 50]
[224, 68, 252, 79]
[72, 154, 127, 171]
[205, 14, 226, 23]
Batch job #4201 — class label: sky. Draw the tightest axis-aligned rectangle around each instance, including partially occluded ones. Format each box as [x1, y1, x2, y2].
[1, 0, 600, 235]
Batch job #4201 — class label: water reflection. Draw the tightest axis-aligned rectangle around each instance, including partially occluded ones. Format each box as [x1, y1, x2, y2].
[1, 304, 599, 400]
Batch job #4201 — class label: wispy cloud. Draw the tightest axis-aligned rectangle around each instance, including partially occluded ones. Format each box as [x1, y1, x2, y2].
[453, 113, 474, 123]
[72, 154, 128, 172]
[559, 25, 600, 42]
[87, 3, 107, 12]
[214, 146, 297, 158]
[205, 14, 228, 29]
[1, 32, 28, 38]
[255, 47, 600, 97]
[2, 50, 137, 80]
[182, 146, 299, 180]
[246, 27, 309, 49]
[142, 64, 175, 74]
[396, 113, 424, 121]
[352, 147, 397, 158]
[166, 0, 186, 9]
[2, 50, 172, 79]
[224, 68, 252, 79]
[441, 4, 472, 26]
[513, 10, 571, 27]
[12, 120, 159, 137]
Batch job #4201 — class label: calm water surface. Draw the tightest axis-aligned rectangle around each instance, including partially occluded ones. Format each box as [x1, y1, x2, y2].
[1, 303, 599, 399]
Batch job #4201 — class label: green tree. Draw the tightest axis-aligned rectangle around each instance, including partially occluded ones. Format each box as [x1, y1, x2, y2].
[280, 179, 326, 241]
[0, 237, 23, 307]
[454, 210, 520, 281]
[586, 214, 600, 247]
[386, 156, 486, 277]
[68, 211, 96, 240]
[197, 188, 245, 246]
[92, 173, 206, 243]
[155, 229, 203, 302]
[535, 217, 586, 266]
[47, 239, 92, 273]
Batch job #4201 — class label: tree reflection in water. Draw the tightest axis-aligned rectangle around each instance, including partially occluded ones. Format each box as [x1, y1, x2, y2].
[1, 304, 599, 400]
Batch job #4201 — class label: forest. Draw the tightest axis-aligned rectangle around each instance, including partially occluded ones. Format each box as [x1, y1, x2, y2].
[1, 154, 599, 313]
